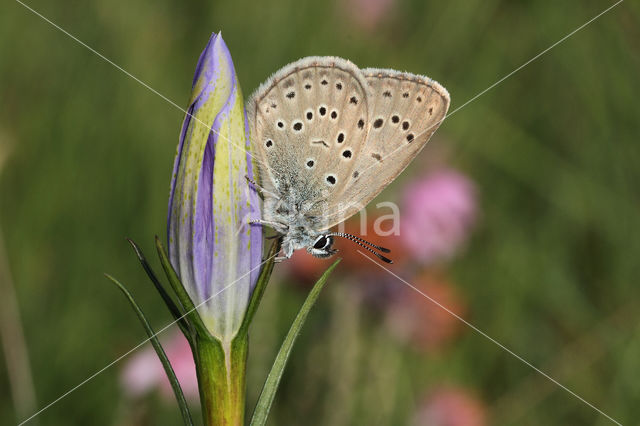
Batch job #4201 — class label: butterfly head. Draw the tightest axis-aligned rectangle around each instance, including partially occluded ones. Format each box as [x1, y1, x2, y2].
[276, 225, 393, 264]
[307, 234, 338, 258]
[306, 232, 393, 264]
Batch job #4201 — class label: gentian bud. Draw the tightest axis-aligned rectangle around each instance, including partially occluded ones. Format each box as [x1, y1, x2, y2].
[167, 33, 262, 343]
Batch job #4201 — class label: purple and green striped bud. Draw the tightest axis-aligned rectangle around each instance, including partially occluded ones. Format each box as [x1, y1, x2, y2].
[167, 33, 262, 343]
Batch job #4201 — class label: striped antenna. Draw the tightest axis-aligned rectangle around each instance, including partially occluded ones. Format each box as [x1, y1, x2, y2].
[327, 232, 391, 253]
[327, 232, 393, 264]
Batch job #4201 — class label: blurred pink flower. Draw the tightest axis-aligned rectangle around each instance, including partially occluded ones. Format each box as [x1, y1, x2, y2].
[345, 0, 395, 31]
[401, 168, 477, 264]
[120, 331, 198, 403]
[386, 272, 466, 351]
[413, 387, 487, 426]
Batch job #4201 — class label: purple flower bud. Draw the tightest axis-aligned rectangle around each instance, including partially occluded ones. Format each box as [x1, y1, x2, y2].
[167, 33, 262, 342]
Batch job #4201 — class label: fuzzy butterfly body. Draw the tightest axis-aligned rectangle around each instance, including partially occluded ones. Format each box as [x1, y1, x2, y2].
[247, 57, 449, 261]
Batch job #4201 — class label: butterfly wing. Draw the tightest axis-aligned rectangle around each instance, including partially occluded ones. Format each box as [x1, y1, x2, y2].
[322, 68, 450, 229]
[247, 57, 371, 227]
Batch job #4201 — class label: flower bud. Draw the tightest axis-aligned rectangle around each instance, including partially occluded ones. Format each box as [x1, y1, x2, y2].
[167, 33, 262, 342]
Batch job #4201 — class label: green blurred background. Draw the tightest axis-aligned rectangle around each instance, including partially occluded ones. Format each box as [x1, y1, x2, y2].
[1, 0, 639, 424]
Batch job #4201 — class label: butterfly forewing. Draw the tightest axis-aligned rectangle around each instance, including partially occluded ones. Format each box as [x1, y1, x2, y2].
[323, 69, 450, 229]
[247, 57, 371, 227]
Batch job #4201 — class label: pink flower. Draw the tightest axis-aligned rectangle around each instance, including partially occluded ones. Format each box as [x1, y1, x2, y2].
[386, 272, 466, 351]
[413, 387, 487, 426]
[346, 0, 395, 32]
[120, 331, 199, 403]
[401, 169, 477, 264]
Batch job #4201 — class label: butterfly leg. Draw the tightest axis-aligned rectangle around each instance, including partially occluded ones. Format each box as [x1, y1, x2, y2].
[245, 176, 264, 200]
[245, 176, 279, 200]
[274, 247, 293, 263]
[249, 219, 289, 233]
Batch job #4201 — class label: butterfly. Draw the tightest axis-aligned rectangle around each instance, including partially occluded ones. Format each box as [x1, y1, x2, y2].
[246, 57, 449, 263]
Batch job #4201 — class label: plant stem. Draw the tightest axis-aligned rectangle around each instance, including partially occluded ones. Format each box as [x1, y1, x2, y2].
[194, 335, 248, 426]
[0, 224, 38, 422]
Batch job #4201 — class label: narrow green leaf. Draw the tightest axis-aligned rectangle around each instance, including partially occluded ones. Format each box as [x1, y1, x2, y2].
[234, 239, 281, 340]
[155, 236, 213, 340]
[104, 273, 194, 426]
[250, 259, 341, 426]
[126, 238, 192, 339]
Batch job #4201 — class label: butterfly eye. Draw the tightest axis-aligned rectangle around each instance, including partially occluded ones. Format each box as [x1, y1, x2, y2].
[313, 236, 328, 249]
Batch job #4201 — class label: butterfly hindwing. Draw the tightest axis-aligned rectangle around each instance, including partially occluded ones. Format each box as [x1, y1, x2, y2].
[323, 68, 450, 229]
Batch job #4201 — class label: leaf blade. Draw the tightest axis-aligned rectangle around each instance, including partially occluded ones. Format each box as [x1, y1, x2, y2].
[155, 236, 213, 340]
[250, 259, 341, 426]
[105, 273, 194, 426]
[126, 238, 192, 339]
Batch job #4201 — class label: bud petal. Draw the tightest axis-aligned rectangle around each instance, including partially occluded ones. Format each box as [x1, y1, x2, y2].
[167, 33, 262, 342]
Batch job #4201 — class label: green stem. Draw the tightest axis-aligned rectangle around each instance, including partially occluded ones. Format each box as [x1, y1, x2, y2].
[194, 335, 248, 426]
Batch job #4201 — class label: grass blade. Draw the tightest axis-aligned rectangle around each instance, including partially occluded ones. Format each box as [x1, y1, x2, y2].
[105, 274, 194, 426]
[155, 236, 212, 340]
[250, 259, 341, 426]
[126, 238, 192, 339]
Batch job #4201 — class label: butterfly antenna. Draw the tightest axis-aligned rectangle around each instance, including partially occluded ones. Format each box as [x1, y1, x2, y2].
[327, 232, 391, 253]
[327, 233, 393, 264]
